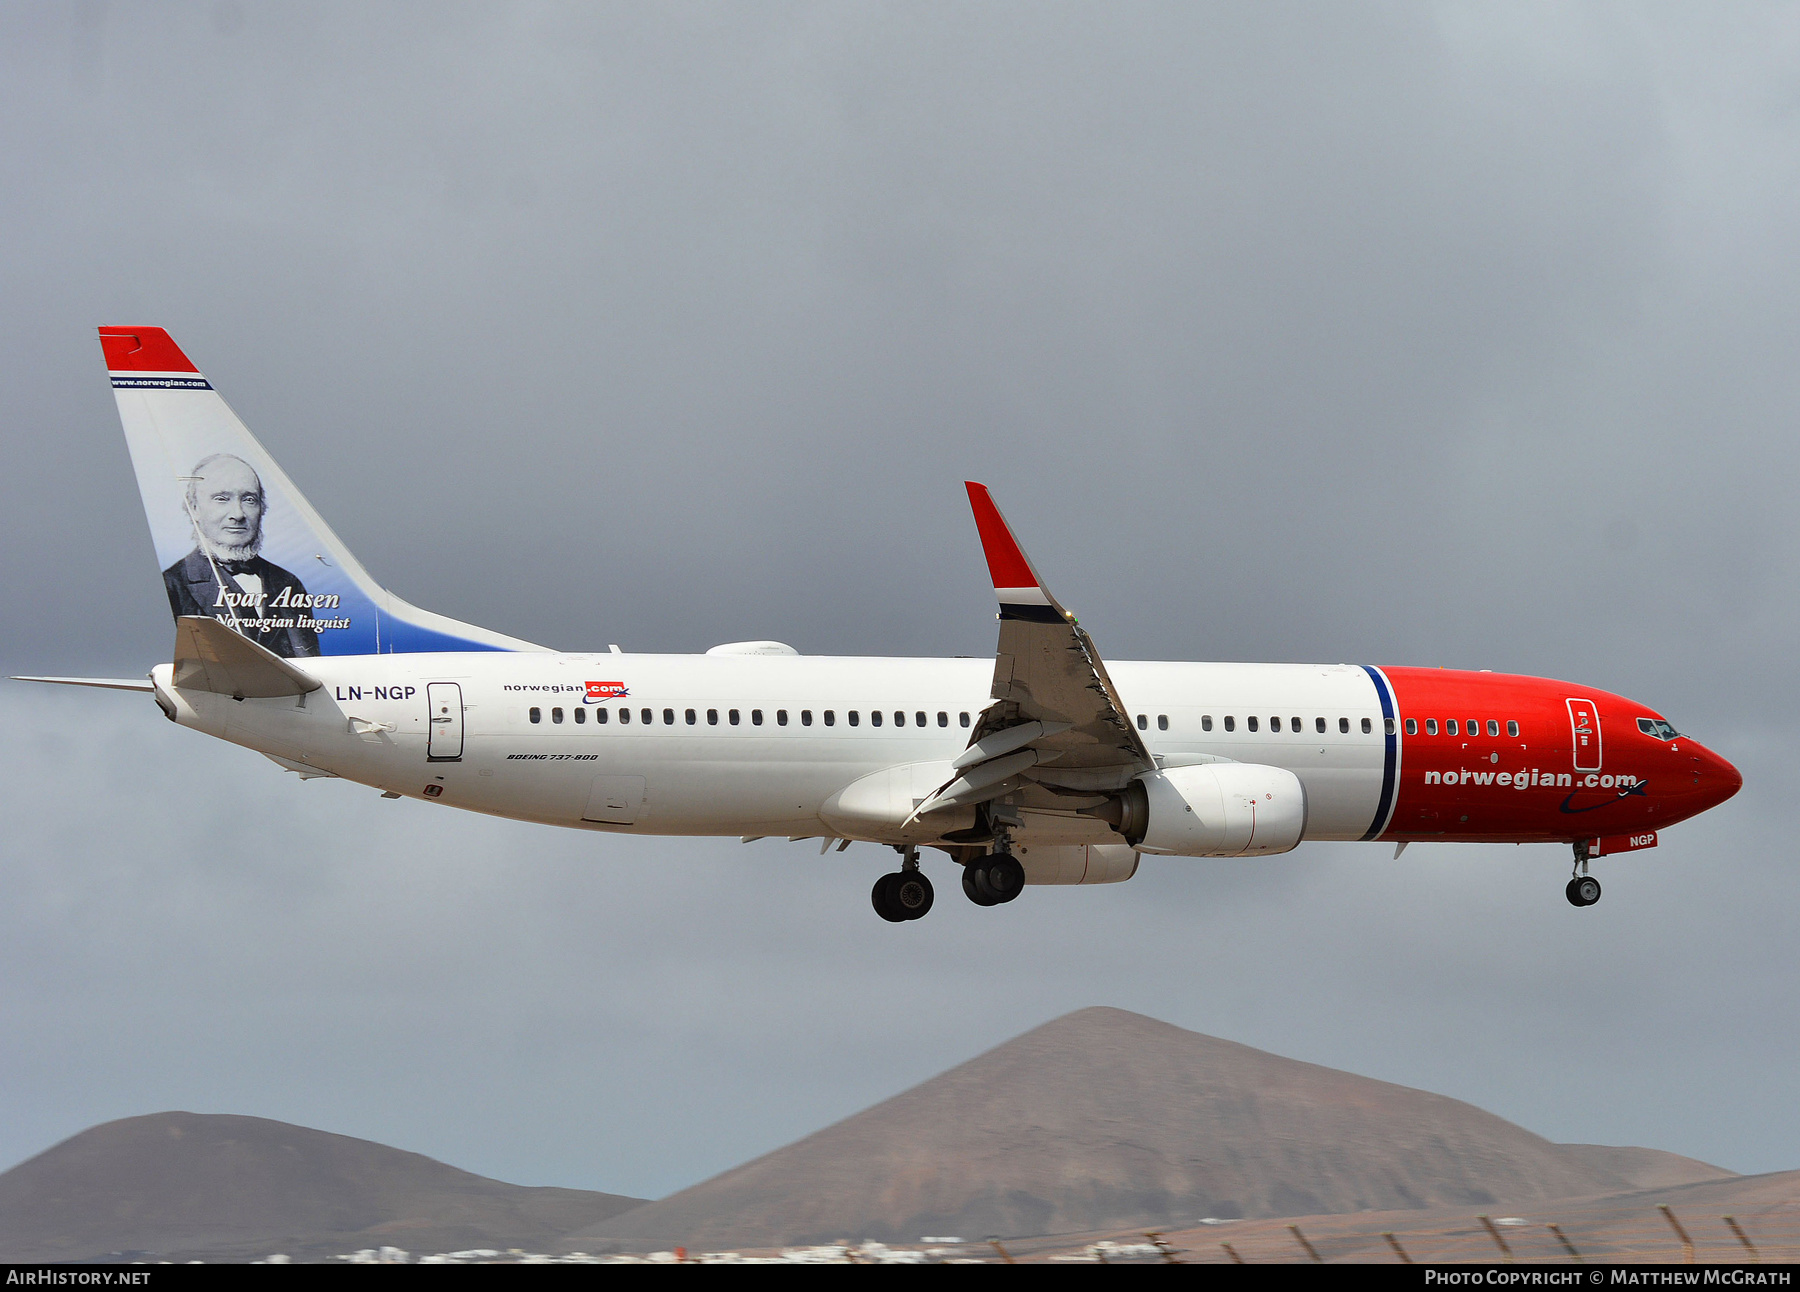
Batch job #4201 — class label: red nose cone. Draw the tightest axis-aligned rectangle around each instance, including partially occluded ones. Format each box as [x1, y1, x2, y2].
[1696, 745, 1743, 810]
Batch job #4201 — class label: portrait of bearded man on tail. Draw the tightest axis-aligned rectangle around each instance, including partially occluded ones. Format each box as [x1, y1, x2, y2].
[163, 453, 322, 658]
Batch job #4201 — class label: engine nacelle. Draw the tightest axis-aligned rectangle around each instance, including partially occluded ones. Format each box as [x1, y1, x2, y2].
[1013, 842, 1140, 885]
[1111, 763, 1307, 857]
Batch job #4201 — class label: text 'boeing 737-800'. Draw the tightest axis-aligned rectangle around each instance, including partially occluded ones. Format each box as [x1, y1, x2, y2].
[16, 327, 1743, 920]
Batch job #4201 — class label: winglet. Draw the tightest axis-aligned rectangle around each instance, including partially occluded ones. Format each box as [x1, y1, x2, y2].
[964, 482, 1059, 618]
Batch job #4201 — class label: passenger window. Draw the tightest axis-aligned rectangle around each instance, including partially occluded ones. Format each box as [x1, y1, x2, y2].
[824, 710, 835, 726]
[729, 709, 740, 726]
[1446, 719, 1458, 735]
[1338, 717, 1349, 733]
[849, 711, 860, 727]
[685, 708, 696, 725]
[1136, 714, 1148, 730]
[916, 711, 927, 727]
[595, 708, 608, 724]
[640, 708, 652, 725]
[959, 712, 970, 727]
[1316, 717, 1326, 733]
[937, 712, 948, 727]
[752, 709, 763, 726]
[574, 707, 586, 724]
[1426, 719, 1437, 735]
[552, 707, 564, 724]
[870, 710, 881, 727]
[1201, 715, 1213, 731]
[529, 707, 541, 724]
[707, 709, 719, 725]
[1247, 716, 1259, 732]
[1224, 716, 1235, 732]
[1361, 718, 1372, 734]
[1291, 717, 1301, 732]
[1384, 718, 1394, 735]
[1404, 718, 1417, 735]
[1157, 715, 1169, 731]
[1507, 720, 1519, 737]
[778, 710, 789, 726]
[1468, 718, 1479, 735]
[801, 710, 813, 726]
[663, 708, 674, 725]
[1270, 717, 1281, 732]
[1487, 719, 1499, 737]
[618, 707, 629, 724]
[895, 711, 906, 727]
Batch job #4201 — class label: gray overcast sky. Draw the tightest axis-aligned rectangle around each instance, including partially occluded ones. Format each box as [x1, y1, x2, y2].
[2, 2, 1798, 1199]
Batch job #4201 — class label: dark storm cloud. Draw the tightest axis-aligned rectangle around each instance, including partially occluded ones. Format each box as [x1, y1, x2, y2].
[2, 3, 1797, 1195]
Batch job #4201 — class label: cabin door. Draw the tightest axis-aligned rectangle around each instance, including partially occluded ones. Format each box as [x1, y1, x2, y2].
[1566, 698, 1601, 772]
[427, 682, 465, 761]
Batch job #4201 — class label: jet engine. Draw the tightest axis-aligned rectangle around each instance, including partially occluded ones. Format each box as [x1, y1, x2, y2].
[1089, 763, 1307, 857]
[1011, 842, 1140, 885]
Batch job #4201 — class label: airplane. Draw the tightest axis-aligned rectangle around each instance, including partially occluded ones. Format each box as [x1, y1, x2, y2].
[16, 327, 1742, 921]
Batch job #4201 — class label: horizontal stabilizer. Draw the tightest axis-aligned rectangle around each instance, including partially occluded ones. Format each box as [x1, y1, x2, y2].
[173, 615, 322, 698]
[10, 675, 155, 692]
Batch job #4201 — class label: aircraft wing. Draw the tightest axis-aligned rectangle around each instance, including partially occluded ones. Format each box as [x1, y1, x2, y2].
[912, 483, 1152, 820]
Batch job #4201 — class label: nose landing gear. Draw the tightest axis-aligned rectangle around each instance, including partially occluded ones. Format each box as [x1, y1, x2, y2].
[1566, 875, 1602, 907]
[872, 846, 935, 922]
[1566, 839, 1601, 907]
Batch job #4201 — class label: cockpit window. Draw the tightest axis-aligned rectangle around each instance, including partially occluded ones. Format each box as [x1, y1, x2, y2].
[1637, 717, 1681, 741]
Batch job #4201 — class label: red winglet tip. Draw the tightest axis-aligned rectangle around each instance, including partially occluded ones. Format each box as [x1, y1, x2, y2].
[964, 482, 1037, 590]
[98, 327, 199, 373]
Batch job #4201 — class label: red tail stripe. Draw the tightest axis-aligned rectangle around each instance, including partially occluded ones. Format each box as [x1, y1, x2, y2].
[964, 481, 1037, 590]
[98, 327, 199, 373]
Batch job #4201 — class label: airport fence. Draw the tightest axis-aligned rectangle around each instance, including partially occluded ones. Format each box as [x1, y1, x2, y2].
[1059, 1204, 1799, 1265]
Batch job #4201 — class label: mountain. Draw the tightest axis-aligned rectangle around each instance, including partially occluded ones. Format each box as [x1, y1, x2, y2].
[563, 1007, 1725, 1251]
[1556, 1144, 1736, 1192]
[0, 1112, 644, 1262]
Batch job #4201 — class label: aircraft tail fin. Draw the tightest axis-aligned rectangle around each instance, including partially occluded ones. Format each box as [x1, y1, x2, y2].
[100, 327, 545, 659]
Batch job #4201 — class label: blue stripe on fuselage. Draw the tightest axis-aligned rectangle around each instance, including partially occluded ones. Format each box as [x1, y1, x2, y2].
[1360, 665, 1398, 840]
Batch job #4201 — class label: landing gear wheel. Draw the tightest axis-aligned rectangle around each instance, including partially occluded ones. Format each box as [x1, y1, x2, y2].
[1565, 875, 1602, 907]
[963, 853, 1025, 906]
[874, 870, 935, 921]
[983, 854, 1025, 903]
[962, 866, 1002, 907]
[872, 873, 907, 922]
[893, 871, 934, 920]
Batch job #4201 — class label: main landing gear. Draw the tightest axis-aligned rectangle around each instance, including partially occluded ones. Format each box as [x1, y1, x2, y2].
[872, 847, 934, 923]
[1566, 839, 1602, 908]
[962, 835, 1025, 908]
[868, 834, 1028, 921]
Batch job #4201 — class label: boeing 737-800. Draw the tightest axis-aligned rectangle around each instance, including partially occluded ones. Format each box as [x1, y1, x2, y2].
[17, 327, 1743, 921]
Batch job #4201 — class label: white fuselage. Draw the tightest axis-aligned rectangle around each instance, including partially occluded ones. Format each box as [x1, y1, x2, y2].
[151, 653, 1395, 845]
